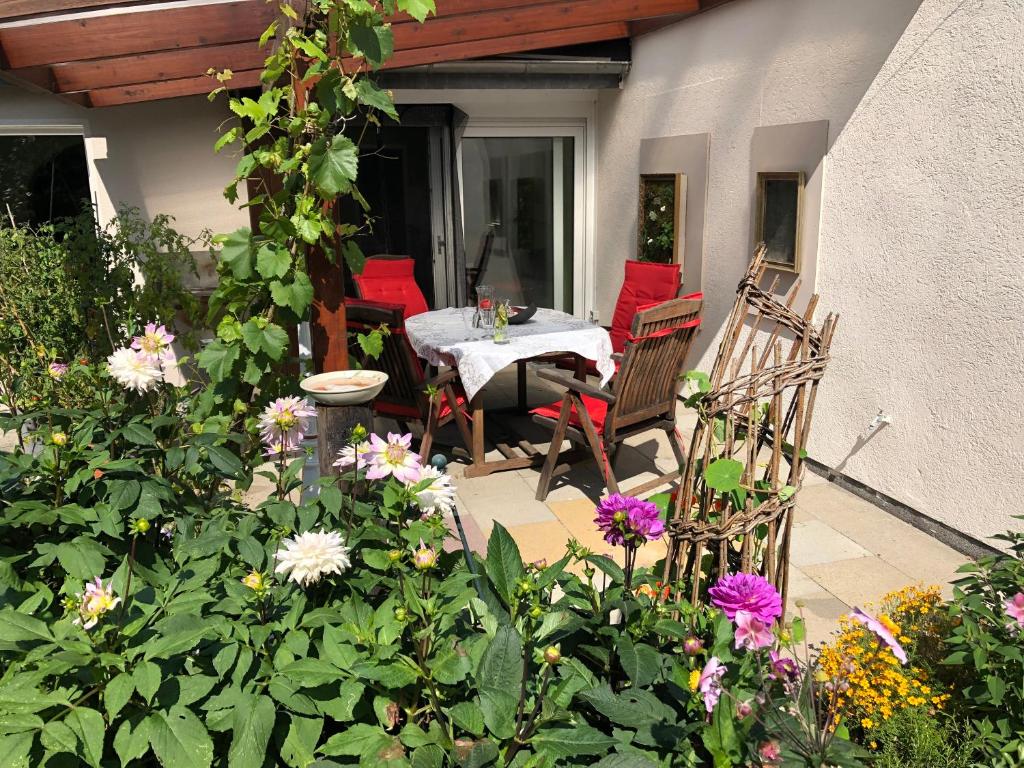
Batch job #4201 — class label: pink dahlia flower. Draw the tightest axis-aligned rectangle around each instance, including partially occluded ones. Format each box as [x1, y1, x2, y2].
[734, 610, 775, 651]
[698, 656, 726, 713]
[259, 396, 316, 456]
[48, 362, 69, 379]
[131, 323, 176, 362]
[849, 607, 908, 665]
[708, 573, 782, 625]
[769, 650, 799, 681]
[594, 494, 665, 547]
[1005, 593, 1024, 628]
[365, 432, 422, 483]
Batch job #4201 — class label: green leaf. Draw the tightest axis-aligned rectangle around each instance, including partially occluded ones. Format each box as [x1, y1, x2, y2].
[279, 659, 343, 688]
[320, 723, 391, 759]
[342, 240, 365, 275]
[107, 479, 142, 511]
[986, 675, 1006, 705]
[256, 243, 292, 279]
[790, 616, 806, 645]
[105, 672, 135, 718]
[55, 540, 106, 580]
[114, 716, 152, 767]
[122, 422, 157, 446]
[410, 744, 444, 768]
[148, 707, 214, 768]
[208, 445, 245, 478]
[145, 615, 213, 660]
[215, 228, 254, 280]
[483, 523, 524, 605]
[592, 755, 659, 768]
[448, 701, 485, 737]
[616, 635, 661, 687]
[704, 458, 744, 492]
[532, 724, 617, 758]
[241, 320, 290, 361]
[354, 79, 398, 120]
[282, 715, 323, 768]
[577, 684, 673, 728]
[229, 694, 276, 768]
[0, 609, 53, 644]
[270, 272, 315, 316]
[197, 340, 240, 381]
[0, 732, 33, 768]
[397, 0, 434, 23]
[66, 707, 105, 768]
[347, 23, 393, 67]
[308, 134, 358, 197]
[134, 661, 161, 702]
[40, 721, 78, 755]
[478, 688, 517, 740]
[478, 624, 522, 692]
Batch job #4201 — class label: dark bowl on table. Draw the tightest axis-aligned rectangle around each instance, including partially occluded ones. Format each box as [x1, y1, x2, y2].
[508, 304, 537, 325]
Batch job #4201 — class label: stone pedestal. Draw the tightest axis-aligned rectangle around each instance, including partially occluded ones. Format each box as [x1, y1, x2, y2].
[316, 403, 373, 480]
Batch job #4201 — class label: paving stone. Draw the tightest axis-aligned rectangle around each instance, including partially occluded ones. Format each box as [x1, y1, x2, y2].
[801, 555, 921, 609]
[788, 519, 872, 567]
[787, 589, 850, 647]
[503, 520, 574, 566]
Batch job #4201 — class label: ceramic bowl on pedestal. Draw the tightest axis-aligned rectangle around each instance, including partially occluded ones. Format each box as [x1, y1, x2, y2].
[300, 370, 388, 405]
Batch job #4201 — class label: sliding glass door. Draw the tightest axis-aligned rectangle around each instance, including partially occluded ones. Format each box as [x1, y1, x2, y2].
[460, 125, 584, 314]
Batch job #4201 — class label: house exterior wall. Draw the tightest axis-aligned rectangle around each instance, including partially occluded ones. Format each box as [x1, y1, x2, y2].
[595, 0, 1023, 543]
[0, 88, 247, 286]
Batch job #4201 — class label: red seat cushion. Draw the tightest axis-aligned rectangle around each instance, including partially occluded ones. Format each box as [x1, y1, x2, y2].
[353, 259, 429, 319]
[375, 390, 467, 421]
[608, 261, 682, 353]
[532, 394, 609, 434]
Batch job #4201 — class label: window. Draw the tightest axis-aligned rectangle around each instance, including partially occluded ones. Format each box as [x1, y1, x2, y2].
[755, 171, 804, 271]
[460, 122, 587, 315]
[0, 134, 91, 226]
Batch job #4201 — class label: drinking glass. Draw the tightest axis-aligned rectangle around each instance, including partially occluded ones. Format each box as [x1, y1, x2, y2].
[476, 284, 495, 334]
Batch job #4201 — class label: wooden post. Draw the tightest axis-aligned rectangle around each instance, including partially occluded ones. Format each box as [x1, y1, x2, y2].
[316, 402, 372, 479]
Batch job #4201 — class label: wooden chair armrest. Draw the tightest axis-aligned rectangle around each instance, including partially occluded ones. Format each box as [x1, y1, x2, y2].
[610, 352, 623, 363]
[423, 367, 460, 389]
[536, 368, 616, 403]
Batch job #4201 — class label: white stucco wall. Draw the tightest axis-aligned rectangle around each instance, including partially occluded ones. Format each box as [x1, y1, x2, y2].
[0, 87, 247, 257]
[596, 0, 1023, 542]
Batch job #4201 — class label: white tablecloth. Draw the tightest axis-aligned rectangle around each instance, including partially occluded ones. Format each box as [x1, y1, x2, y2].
[405, 307, 615, 400]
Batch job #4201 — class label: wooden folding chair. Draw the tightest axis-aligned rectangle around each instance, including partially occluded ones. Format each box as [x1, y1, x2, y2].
[532, 295, 703, 500]
[346, 300, 472, 458]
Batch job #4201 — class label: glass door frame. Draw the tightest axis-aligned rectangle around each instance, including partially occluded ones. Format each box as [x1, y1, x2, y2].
[458, 119, 591, 318]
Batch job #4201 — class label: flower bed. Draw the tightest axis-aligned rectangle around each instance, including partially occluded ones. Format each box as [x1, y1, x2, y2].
[1, 326, 1022, 767]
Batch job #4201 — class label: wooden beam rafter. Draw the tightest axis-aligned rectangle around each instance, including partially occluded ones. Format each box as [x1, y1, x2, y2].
[0, 0, 275, 69]
[0, 1, 167, 22]
[87, 67, 262, 107]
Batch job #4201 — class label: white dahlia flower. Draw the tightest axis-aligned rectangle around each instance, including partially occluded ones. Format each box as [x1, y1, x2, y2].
[409, 465, 457, 517]
[106, 347, 162, 392]
[274, 530, 351, 587]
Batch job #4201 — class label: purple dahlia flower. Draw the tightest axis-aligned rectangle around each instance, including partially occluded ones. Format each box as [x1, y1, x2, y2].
[594, 494, 665, 547]
[708, 573, 782, 625]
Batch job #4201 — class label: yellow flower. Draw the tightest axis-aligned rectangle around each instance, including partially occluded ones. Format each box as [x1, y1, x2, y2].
[688, 669, 701, 692]
[242, 570, 265, 591]
[861, 718, 873, 729]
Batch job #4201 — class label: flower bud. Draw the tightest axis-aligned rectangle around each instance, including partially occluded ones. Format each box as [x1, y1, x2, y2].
[93, 469, 104, 480]
[529, 605, 543, 619]
[683, 636, 703, 656]
[387, 549, 403, 563]
[232, 399, 248, 415]
[51, 432, 68, 447]
[543, 646, 561, 665]
[413, 539, 437, 571]
[131, 518, 151, 534]
[736, 700, 753, 718]
[351, 424, 368, 443]
[191, 422, 204, 434]
[394, 606, 408, 622]
[242, 571, 265, 591]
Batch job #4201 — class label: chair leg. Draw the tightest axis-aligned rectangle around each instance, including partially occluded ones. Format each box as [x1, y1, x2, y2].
[517, 360, 528, 413]
[572, 394, 618, 495]
[421, 400, 440, 459]
[536, 394, 572, 501]
[446, 384, 474, 456]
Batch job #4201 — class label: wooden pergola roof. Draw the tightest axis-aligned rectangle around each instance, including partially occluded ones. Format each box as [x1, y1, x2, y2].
[0, 0, 729, 108]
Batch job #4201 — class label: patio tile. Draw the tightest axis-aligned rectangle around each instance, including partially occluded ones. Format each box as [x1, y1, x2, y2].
[801, 556, 918, 609]
[442, 511, 488, 555]
[788, 519, 872, 567]
[787, 589, 849, 647]
[504, 520, 574, 567]
[548, 498, 668, 569]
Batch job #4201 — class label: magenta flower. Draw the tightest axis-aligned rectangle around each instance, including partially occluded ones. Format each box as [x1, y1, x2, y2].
[683, 636, 704, 656]
[1005, 593, 1024, 628]
[364, 432, 422, 483]
[768, 650, 799, 681]
[708, 573, 782, 625]
[48, 362, 69, 379]
[734, 610, 775, 651]
[698, 656, 726, 713]
[849, 607, 908, 665]
[758, 740, 782, 765]
[594, 494, 664, 547]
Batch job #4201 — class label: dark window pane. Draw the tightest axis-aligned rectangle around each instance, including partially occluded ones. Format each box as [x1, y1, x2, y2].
[761, 177, 800, 267]
[0, 134, 91, 226]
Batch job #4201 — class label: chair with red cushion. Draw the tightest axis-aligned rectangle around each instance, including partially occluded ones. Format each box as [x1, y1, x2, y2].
[347, 299, 471, 457]
[532, 295, 703, 501]
[352, 257, 430, 320]
[556, 260, 687, 376]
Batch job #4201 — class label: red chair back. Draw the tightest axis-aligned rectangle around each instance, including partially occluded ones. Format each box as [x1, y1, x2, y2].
[608, 261, 682, 353]
[352, 258, 429, 320]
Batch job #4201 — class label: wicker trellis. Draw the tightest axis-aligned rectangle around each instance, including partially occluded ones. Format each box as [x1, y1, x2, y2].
[664, 245, 839, 613]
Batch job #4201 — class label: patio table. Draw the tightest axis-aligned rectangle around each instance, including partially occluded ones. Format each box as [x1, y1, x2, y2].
[405, 307, 615, 477]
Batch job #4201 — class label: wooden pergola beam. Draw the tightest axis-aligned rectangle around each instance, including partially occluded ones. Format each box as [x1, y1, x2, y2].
[391, 0, 699, 51]
[19, 41, 267, 93]
[0, 0, 275, 69]
[0, 1, 166, 22]
[87, 67, 262, 107]
[380, 21, 632, 70]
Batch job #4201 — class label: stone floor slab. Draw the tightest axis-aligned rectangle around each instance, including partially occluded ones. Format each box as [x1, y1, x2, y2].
[788, 519, 872, 567]
[801, 555, 920, 609]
